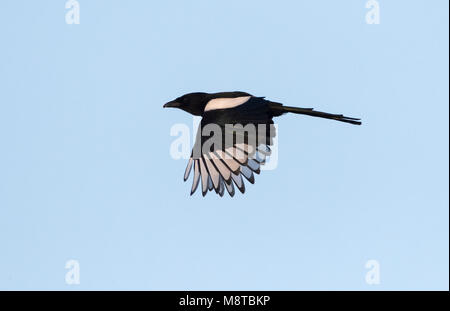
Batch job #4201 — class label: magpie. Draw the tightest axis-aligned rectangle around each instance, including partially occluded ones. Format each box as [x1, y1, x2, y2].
[164, 92, 361, 197]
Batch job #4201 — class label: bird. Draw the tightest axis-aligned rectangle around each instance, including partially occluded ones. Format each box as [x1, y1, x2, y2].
[164, 91, 361, 197]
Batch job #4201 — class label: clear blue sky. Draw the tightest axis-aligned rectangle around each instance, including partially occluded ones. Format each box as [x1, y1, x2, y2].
[0, 0, 448, 290]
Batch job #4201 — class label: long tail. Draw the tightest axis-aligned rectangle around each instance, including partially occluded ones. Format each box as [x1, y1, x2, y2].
[275, 105, 362, 125]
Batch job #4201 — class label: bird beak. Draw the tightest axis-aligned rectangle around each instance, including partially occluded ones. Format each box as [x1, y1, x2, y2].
[163, 101, 181, 108]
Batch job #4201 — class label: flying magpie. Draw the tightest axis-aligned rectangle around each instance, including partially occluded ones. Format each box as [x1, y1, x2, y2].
[164, 91, 361, 197]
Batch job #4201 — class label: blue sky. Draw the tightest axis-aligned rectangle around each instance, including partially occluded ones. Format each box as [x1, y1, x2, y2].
[0, 0, 448, 290]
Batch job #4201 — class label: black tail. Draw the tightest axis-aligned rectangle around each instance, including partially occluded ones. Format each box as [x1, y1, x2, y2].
[276, 105, 362, 125]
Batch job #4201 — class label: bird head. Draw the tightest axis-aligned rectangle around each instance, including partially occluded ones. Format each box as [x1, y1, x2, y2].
[164, 92, 209, 116]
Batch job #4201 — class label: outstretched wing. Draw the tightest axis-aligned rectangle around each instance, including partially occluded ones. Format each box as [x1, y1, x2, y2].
[184, 96, 276, 197]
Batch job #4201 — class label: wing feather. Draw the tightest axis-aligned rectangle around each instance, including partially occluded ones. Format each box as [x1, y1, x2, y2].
[231, 172, 245, 194]
[224, 178, 235, 197]
[208, 152, 231, 181]
[190, 159, 201, 195]
[203, 155, 220, 190]
[199, 158, 209, 196]
[184, 158, 193, 181]
[215, 150, 240, 173]
[247, 159, 260, 174]
[240, 165, 255, 184]
[225, 147, 247, 164]
[218, 177, 225, 197]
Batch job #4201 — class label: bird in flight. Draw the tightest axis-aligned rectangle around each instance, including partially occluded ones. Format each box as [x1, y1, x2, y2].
[164, 92, 361, 197]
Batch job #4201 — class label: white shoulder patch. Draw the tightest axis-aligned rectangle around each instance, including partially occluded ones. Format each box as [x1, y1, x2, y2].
[204, 96, 251, 112]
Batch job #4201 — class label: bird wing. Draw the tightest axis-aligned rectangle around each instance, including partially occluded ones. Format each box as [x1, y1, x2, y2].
[184, 97, 276, 197]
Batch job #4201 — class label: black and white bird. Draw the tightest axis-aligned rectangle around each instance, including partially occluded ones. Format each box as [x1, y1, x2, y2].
[164, 92, 361, 197]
